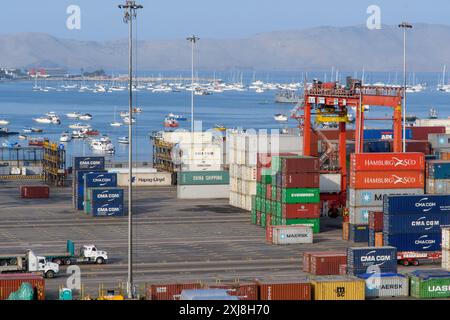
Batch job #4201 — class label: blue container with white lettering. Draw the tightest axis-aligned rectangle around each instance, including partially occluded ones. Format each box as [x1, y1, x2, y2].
[91, 202, 125, 217]
[73, 156, 105, 171]
[383, 233, 442, 252]
[364, 129, 412, 140]
[75, 170, 107, 210]
[384, 214, 450, 234]
[383, 195, 450, 215]
[349, 224, 369, 243]
[90, 188, 124, 205]
[347, 247, 397, 275]
[427, 161, 450, 180]
[84, 173, 117, 188]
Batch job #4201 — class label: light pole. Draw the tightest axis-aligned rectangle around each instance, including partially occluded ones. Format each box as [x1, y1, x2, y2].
[399, 22, 413, 153]
[187, 35, 200, 132]
[118, 0, 143, 299]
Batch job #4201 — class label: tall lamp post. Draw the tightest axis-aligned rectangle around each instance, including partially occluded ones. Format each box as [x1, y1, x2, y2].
[118, 0, 143, 299]
[399, 22, 413, 153]
[187, 35, 200, 132]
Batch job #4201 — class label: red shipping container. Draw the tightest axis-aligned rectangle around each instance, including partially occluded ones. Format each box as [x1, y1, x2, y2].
[280, 173, 320, 188]
[20, 185, 50, 199]
[257, 152, 297, 168]
[266, 215, 272, 243]
[388, 140, 431, 155]
[0, 274, 45, 300]
[281, 157, 319, 174]
[258, 281, 311, 300]
[266, 185, 272, 200]
[303, 251, 330, 273]
[256, 212, 261, 226]
[339, 264, 347, 276]
[310, 253, 347, 275]
[342, 222, 350, 240]
[208, 282, 258, 300]
[282, 203, 320, 219]
[368, 211, 383, 232]
[350, 170, 425, 190]
[146, 282, 203, 300]
[350, 152, 425, 172]
[410, 126, 446, 140]
[256, 167, 262, 182]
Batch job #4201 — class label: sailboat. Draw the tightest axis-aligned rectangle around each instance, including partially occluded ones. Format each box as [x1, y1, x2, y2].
[110, 107, 123, 127]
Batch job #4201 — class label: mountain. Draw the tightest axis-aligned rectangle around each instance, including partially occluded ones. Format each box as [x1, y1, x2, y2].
[1, 23, 450, 72]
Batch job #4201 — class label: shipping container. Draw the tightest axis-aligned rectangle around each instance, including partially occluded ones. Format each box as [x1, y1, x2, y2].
[303, 251, 338, 273]
[442, 250, 450, 270]
[427, 161, 450, 180]
[319, 174, 342, 192]
[73, 156, 105, 171]
[271, 225, 313, 245]
[384, 213, 450, 234]
[383, 233, 442, 252]
[348, 188, 423, 207]
[349, 206, 380, 225]
[146, 282, 203, 300]
[427, 179, 450, 194]
[339, 264, 347, 275]
[177, 171, 229, 185]
[311, 277, 365, 300]
[410, 270, 450, 299]
[258, 281, 311, 300]
[118, 172, 172, 187]
[280, 203, 320, 219]
[0, 274, 45, 300]
[207, 282, 258, 300]
[350, 170, 425, 190]
[410, 126, 446, 140]
[383, 194, 450, 215]
[443, 228, 450, 250]
[279, 173, 320, 188]
[283, 218, 320, 234]
[20, 185, 49, 199]
[91, 202, 125, 217]
[363, 129, 412, 140]
[349, 224, 369, 243]
[347, 247, 397, 275]
[429, 133, 450, 149]
[350, 152, 425, 172]
[363, 141, 391, 153]
[342, 222, 350, 240]
[84, 173, 117, 188]
[369, 211, 384, 232]
[177, 184, 229, 199]
[310, 252, 347, 275]
[257, 152, 298, 168]
[357, 273, 409, 298]
[281, 188, 320, 204]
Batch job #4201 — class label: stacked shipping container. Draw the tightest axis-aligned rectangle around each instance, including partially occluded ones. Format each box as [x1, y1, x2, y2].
[426, 160, 450, 194]
[442, 228, 450, 271]
[348, 152, 425, 243]
[177, 171, 230, 199]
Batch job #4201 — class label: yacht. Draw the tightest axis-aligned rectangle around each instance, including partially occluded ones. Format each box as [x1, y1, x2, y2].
[123, 117, 136, 125]
[69, 123, 91, 130]
[78, 113, 93, 121]
[18, 134, 28, 140]
[33, 117, 52, 124]
[66, 112, 81, 119]
[255, 88, 265, 94]
[118, 136, 129, 144]
[274, 114, 289, 122]
[167, 113, 187, 121]
[120, 111, 129, 118]
[90, 136, 115, 153]
[164, 117, 179, 128]
[71, 130, 86, 139]
[110, 121, 123, 127]
[133, 107, 143, 113]
[429, 107, 438, 119]
[60, 132, 72, 142]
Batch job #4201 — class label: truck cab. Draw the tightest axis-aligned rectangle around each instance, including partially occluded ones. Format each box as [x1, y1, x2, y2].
[80, 245, 108, 264]
[27, 250, 59, 278]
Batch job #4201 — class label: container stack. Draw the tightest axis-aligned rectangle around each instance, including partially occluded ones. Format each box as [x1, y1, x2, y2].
[429, 133, 450, 157]
[368, 211, 383, 247]
[442, 227, 450, 271]
[348, 152, 425, 243]
[229, 131, 303, 211]
[410, 269, 450, 299]
[255, 156, 321, 235]
[177, 171, 229, 199]
[383, 195, 450, 252]
[426, 160, 450, 194]
[83, 172, 125, 217]
[347, 247, 398, 276]
[72, 156, 106, 211]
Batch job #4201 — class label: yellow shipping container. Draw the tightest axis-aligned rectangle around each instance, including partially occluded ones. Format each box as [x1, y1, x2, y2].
[311, 277, 365, 300]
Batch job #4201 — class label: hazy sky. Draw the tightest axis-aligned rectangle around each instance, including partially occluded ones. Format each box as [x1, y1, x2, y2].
[1, 0, 447, 40]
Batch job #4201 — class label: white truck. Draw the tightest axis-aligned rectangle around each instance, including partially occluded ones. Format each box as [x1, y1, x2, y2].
[0, 250, 59, 278]
[44, 240, 108, 265]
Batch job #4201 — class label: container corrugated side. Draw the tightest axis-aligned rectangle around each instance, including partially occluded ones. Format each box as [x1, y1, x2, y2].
[208, 282, 258, 300]
[349, 206, 380, 225]
[443, 228, 450, 250]
[281, 188, 320, 204]
[384, 213, 450, 234]
[272, 225, 313, 245]
[310, 253, 347, 275]
[350, 170, 424, 190]
[410, 272, 450, 299]
[350, 152, 424, 172]
[146, 282, 203, 300]
[369, 211, 384, 232]
[311, 276, 365, 300]
[258, 281, 311, 300]
[357, 273, 409, 298]
[383, 194, 450, 215]
[348, 188, 423, 207]
[347, 246, 397, 275]
[0, 274, 45, 300]
[383, 233, 441, 252]
[178, 171, 230, 185]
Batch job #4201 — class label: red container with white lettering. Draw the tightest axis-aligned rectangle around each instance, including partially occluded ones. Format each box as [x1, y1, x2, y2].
[349, 170, 425, 189]
[208, 282, 258, 300]
[146, 283, 203, 300]
[350, 152, 425, 172]
[282, 203, 320, 219]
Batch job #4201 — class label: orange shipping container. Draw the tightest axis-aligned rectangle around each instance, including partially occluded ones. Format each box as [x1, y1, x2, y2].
[350, 170, 424, 189]
[146, 282, 203, 300]
[208, 282, 258, 300]
[258, 281, 311, 300]
[375, 232, 384, 247]
[350, 153, 425, 172]
[342, 222, 350, 241]
[0, 274, 45, 300]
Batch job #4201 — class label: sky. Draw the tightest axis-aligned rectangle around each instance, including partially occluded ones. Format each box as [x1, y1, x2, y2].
[0, 0, 448, 40]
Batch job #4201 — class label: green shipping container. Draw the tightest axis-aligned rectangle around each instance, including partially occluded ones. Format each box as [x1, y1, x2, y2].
[256, 183, 263, 196]
[283, 218, 320, 233]
[261, 185, 267, 198]
[275, 201, 282, 218]
[178, 171, 229, 185]
[281, 188, 320, 204]
[272, 186, 277, 200]
[410, 275, 450, 299]
[265, 199, 272, 215]
[260, 169, 273, 184]
[251, 195, 256, 211]
[251, 208, 257, 225]
[261, 213, 267, 228]
[255, 196, 262, 212]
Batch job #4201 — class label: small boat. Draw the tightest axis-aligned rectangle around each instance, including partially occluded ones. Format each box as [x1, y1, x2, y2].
[0, 120, 10, 126]
[60, 132, 72, 142]
[69, 123, 91, 130]
[83, 129, 100, 136]
[123, 117, 136, 125]
[78, 113, 93, 121]
[133, 107, 143, 113]
[18, 135, 28, 140]
[23, 128, 33, 133]
[214, 124, 227, 132]
[32, 128, 43, 133]
[28, 138, 46, 146]
[194, 88, 211, 96]
[33, 117, 52, 124]
[429, 107, 438, 119]
[120, 111, 129, 118]
[66, 112, 81, 118]
[164, 117, 179, 128]
[2, 141, 20, 148]
[0, 128, 19, 137]
[255, 88, 265, 94]
[167, 113, 187, 121]
[110, 121, 123, 127]
[90, 136, 115, 153]
[274, 114, 289, 122]
[71, 130, 86, 139]
[118, 136, 129, 144]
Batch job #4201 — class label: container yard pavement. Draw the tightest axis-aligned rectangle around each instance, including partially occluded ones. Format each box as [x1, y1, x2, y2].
[0, 180, 439, 300]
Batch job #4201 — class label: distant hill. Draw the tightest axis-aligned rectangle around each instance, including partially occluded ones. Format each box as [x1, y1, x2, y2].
[1, 24, 450, 72]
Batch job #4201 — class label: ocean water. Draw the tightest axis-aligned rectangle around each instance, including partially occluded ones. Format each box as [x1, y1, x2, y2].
[0, 71, 449, 164]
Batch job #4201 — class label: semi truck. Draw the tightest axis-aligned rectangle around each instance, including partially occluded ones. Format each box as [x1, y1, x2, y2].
[43, 240, 108, 265]
[0, 250, 59, 278]
[397, 251, 442, 266]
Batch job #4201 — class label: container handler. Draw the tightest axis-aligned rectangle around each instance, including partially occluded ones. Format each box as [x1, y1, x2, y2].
[44, 240, 108, 265]
[0, 250, 59, 278]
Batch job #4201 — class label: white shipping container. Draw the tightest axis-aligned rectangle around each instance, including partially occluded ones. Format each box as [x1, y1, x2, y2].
[348, 188, 423, 207]
[415, 119, 450, 134]
[442, 250, 450, 271]
[118, 172, 172, 187]
[272, 226, 313, 245]
[162, 131, 212, 144]
[109, 168, 157, 174]
[362, 274, 409, 298]
[177, 184, 229, 199]
[349, 206, 381, 225]
[320, 174, 342, 192]
[443, 228, 450, 250]
[427, 179, 450, 195]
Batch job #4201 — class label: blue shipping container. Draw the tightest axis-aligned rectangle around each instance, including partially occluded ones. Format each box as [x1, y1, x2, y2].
[84, 173, 118, 188]
[364, 129, 412, 140]
[368, 229, 376, 246]
[384, 214, 450, 234]
[91, 202, 125, 217]
[383, 195, 450, 215]
[428, 161, 450, 180]
[363, 141, 391, 153]
[90, 188, 124, 205]
[75, 170, 107, 210]
[383, 233, 442, 252]
[349, 224, 369, 243]
[347, 247, 397, 275]
[73, 157, 105, 171]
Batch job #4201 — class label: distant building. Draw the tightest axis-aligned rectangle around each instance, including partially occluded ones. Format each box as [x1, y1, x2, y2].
[27, 68, 68, 78]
